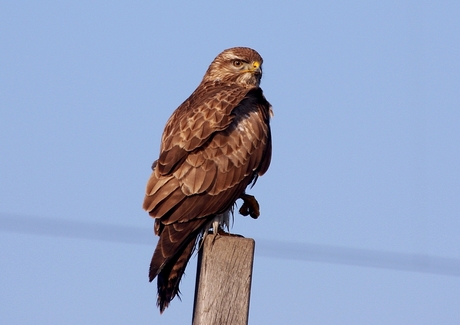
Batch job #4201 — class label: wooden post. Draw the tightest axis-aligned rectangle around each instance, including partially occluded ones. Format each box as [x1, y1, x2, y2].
[192, 235, 255, 325]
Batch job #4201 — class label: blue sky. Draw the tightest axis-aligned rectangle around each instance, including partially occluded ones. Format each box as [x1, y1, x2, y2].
[1, 1, 459, 324]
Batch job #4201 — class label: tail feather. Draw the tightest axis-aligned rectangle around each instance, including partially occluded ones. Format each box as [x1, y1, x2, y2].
[156, 237, 196, 313]
[149, 218, 208, 313]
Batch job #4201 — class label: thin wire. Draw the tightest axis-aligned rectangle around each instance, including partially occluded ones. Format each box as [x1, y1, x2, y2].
[1, 213, 460, 277]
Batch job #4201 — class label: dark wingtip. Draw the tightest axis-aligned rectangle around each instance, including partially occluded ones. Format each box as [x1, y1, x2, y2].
[149, 252, 162, 283]
[149, 264, 158, 282]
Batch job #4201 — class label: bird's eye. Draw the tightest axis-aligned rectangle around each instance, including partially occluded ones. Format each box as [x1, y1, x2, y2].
[232, 60, 243, 67]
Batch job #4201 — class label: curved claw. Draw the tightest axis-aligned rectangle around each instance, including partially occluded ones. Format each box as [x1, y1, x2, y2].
[239, 193, 260, 219]
[216, 227, 244, 237]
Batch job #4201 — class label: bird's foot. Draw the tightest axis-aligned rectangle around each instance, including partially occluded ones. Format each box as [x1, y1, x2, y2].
[219, 227, 244, 237]
[239, 193, 260, 219]
[210, 227, 244, 238]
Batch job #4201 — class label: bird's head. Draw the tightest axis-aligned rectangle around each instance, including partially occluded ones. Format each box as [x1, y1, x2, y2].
[203, 47, 263, 87]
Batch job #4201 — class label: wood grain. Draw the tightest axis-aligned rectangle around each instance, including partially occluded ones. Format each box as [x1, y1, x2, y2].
[192, 235, 255, 325]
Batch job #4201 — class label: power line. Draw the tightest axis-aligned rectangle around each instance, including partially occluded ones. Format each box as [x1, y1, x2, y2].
[1, 213, 460, 277]
[255, 239, 460, 277]
[0, 213, 155, 245]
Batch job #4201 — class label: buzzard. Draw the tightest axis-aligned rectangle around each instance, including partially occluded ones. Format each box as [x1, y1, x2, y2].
[143, 47, 272, 313]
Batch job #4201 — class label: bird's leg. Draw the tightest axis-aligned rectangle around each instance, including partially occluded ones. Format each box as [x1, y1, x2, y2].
[207, 220, 243, 238]
[216, 227, 244, 237]
[207, 226, 243, 243]
[239, 193, 260, 219]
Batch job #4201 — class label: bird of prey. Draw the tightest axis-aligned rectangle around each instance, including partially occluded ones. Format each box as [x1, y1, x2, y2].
[142, 47, 272, 313]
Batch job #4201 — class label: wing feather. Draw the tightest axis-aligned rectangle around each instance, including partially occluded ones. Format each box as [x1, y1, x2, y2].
[148, 188, 186, 218]
[144, 177, 179, 212]
[145, 175, 175, 199]
[155, 84, 248, 175]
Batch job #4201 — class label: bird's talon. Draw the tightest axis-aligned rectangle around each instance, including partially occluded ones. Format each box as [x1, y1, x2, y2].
[215, 227, 244, 238]
[239, 194, 260, 219]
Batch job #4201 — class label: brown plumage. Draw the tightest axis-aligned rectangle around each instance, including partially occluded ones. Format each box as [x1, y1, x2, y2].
[143, 47, 273, 313]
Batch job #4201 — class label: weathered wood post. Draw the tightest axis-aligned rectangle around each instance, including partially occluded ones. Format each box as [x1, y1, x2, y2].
[192, 235, 255, 325]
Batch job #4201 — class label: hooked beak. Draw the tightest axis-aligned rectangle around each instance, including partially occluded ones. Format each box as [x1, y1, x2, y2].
[249, 61, 261, 75]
